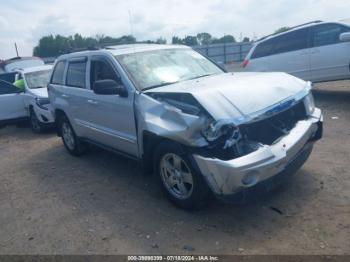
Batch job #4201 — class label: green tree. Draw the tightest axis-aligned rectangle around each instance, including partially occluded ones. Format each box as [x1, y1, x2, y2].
[183, 35, 198, 46]
[172, 36, 183, 44]
[197, 32, 212, 45]
[155, 37, 167, 44]
[242, 37, 250, 42]
[212, 35, 236, 44]
[274, 27, 290, 34]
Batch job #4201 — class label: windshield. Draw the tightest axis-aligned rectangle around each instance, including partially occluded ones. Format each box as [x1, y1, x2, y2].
[24, 69, 51, 89]
[116, 48, 223, 91]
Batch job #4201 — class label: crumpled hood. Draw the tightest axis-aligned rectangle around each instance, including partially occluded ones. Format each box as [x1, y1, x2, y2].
[28, 87, 48, 98]
[145, 72, 309, 123]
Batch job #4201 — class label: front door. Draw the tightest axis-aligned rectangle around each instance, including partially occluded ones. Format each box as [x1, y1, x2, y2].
[0, 80, 26, 122]
[83, 55, 138, 157]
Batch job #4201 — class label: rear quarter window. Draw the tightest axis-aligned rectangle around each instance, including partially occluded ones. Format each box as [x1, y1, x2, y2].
[251, 38, 275, 59]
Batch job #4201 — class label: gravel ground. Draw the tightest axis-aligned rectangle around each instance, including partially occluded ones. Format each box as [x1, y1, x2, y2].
[0, 80, 349, 255]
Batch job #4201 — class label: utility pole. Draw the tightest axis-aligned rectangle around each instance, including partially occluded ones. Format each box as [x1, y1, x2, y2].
[14, 43, 19, 57]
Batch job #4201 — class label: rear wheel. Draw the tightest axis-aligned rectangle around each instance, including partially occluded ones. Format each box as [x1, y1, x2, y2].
[59, 115, 87, 156]
[155, 142, 211, 209]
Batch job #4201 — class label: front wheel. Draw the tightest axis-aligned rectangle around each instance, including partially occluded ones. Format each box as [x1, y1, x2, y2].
[59, 115, 87, 156]
[30, 109, 45, 133]
[155, 142, 211, 209]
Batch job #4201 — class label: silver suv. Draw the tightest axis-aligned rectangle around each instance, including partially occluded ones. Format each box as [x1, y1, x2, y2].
[48, 44, 323, 209]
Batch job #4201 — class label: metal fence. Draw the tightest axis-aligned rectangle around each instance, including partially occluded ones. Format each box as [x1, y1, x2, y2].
[39, 43, 254, 65]
[193, 42, 253, 64]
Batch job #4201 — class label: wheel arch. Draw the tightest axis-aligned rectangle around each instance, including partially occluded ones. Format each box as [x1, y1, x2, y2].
[141, 131, 187, 174]
[54, 109, 67, 136]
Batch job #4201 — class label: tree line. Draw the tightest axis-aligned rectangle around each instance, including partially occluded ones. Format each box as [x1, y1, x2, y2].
[33, 26, 290, 58]
[33, 32, 250, 57]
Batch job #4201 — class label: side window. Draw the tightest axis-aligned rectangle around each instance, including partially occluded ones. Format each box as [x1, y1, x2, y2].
[0, 80, 21, 94]
[66, 61, 87, 88]
[312, 24, 349, 47]
[0, 72, 16, 83]
[51, 61, 66, 85]
[274, 28, 309, 54]
[90, 59, 120, 87]
[251, 38, 275, 59]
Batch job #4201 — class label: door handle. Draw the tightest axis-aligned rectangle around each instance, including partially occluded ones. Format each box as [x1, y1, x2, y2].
[87, 99, 98, 105]
[61, 94, 69, 98]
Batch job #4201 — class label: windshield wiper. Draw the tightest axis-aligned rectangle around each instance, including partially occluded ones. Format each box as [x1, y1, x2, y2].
[186, 74, 213, 81]
[142, 81, 179, 91]
[141, 74, 214, 91]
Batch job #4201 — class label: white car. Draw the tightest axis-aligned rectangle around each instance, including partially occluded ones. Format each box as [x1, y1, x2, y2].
[242, 21, 350, 82]
[0, 65, 54, 133]
[0, 57, 45, 74]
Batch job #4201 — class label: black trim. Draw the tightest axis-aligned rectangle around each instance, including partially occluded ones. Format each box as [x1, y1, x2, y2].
[80, 137, 140, 162]
[0, 117, 29, 126]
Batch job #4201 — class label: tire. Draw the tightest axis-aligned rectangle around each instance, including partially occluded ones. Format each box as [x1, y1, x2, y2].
[30, 109, 45, 133]
[59, 115, 87, 156]
[154, 141, 211, 209]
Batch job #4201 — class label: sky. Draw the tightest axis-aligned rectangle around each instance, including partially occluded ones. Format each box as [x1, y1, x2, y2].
[0, 0, 349, 59]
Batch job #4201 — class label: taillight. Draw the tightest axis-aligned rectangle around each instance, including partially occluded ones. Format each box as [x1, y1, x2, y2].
[241, 59, 249, 68]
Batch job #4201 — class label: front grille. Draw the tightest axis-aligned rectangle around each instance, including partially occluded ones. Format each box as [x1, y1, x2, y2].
[240, 100, 307, 145]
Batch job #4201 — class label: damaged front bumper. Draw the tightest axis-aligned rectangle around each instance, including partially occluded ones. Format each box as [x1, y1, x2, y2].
[193, 108, 323, 196]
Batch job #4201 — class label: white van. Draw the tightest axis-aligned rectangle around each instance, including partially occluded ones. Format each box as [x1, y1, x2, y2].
[242, 21, 350, 82]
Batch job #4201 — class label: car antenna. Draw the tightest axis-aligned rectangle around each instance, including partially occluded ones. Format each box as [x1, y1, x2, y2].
[14, 43, 19, 57]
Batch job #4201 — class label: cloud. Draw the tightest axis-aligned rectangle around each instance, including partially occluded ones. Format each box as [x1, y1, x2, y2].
[31, 15, 75, 42]
[0, 0, 349, 59]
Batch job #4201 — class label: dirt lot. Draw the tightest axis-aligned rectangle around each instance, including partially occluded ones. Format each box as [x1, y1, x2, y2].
[0, 80, 349, 255]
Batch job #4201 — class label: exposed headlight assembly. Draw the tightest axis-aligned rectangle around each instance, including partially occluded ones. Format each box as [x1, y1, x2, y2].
[202, 120, 241, 149]
[304, 92, 315, 115]
[35, 97, 50, 110]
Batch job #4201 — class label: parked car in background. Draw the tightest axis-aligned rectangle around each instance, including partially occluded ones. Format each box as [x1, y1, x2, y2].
[0, 57, 45, 74]
[242, 21, 350, 82]
[48, 44, 322, 209]
[0, 65, 54, 132]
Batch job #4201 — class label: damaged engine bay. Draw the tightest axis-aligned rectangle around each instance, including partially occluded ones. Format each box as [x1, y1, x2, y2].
[138, 91, 308, 161]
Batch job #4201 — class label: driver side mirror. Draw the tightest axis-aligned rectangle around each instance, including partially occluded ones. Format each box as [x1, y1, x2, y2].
[339, 32, 350, 42]
[92, 79, 128, 97]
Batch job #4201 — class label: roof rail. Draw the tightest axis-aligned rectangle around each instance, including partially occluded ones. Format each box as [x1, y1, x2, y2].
[66, 46, 100, 54]
[257, 20, 323, 42]
[64, 42, 133, 54]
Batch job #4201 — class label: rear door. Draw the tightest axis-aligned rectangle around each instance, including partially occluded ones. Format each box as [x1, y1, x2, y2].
[254, 28, 311, 80]
[0, 80, 26, 121]
[62, 57, 92, 138]
[309, 23, 350, 82]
